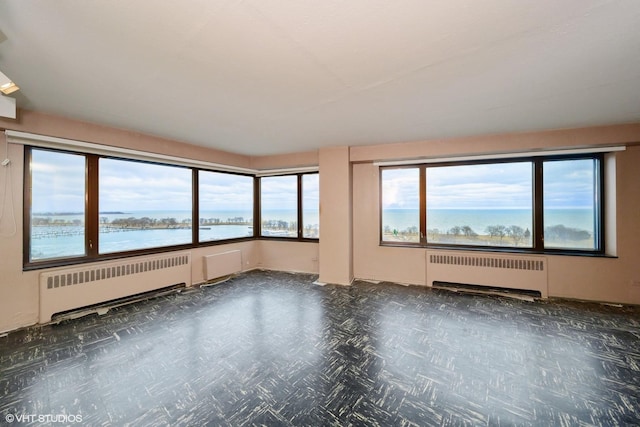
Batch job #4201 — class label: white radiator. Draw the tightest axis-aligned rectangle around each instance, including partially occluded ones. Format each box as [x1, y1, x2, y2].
[426, 250, 548, 298]
[203, 250, 242, 281]
[39, 252, 192, 322]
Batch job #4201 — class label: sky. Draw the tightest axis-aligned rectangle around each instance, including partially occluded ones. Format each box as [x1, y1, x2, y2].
[383, 159, 596, 210]
[31, 148, 593, 215]
[31, 150, 86, 213]
[31, 149, 320, 214]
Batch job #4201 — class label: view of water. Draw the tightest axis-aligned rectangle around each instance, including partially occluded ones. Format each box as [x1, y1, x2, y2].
[383, 208, 594, 235]
[30, 210, 319, 260]
[30, 208, 594, 260]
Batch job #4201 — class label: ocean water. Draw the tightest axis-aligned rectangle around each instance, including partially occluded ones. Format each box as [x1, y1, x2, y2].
[30, 210, 319, 260]
[383, 208, 594, 234]
[30, 208, 592, 260]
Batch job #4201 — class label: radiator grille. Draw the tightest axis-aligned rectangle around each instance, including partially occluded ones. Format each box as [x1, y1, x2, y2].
[45, 254, 190, 289]
[429, 254, 544, 271]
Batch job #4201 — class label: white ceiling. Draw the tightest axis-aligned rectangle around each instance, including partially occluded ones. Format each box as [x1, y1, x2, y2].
[0, 0, 639, 156]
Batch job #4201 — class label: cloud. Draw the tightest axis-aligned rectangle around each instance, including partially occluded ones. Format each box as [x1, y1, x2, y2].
[543, 159, 595, 209]
[199, 171, 253, 211]
[302, 174, 319, 205]
[29, 151, 320, 217]
[426, 163, 533, 209]
[261, 175, 298, 210]
[31, 150, 85, 212]
[382, 168, 419, 209]
[99, 159, 192, 211]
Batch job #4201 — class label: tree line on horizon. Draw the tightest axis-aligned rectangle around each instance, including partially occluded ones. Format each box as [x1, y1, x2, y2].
[32, 216, 253, 229]
[33, 215, 320, 234]
[386, 223, 591, 245]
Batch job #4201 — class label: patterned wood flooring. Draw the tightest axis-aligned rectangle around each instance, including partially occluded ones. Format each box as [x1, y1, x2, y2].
[1, 270, 640, 426]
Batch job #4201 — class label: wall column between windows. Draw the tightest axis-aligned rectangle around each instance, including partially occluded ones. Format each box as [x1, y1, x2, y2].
[318, 146, 353, 285]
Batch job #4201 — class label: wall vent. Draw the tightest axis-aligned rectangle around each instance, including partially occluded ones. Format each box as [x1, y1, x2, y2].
[429, 253, 544, 271]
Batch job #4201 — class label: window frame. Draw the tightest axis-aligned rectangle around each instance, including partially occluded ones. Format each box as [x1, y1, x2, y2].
[197, 169, 257, 243]
[538, 154, 605, 254]
[23, 147, 262, 270]
[257, 172, 320, 242]
[378, 165, 424, 246]
[301, 172, 320, 239]
[379, 153, 605, 256]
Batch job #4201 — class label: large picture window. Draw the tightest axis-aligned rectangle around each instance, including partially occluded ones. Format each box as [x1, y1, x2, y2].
[199, 171, 254, 242]
[426, 162, 533, 247]
[260, 175, 298, 238]
[29, 150, 86, 262]
[380, 154, 604, 254]
[25, 147, 318, 269]
[302, 174, 320, 239]
[543, 159, 599, 250]
[381, 168, 420, 243]
[98, 158, 193, 253]
[259, 173, 320, 240]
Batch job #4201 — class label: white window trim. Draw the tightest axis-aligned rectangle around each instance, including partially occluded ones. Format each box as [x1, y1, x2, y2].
[373, 146, 626, 167]
[5, 130, 318, 176]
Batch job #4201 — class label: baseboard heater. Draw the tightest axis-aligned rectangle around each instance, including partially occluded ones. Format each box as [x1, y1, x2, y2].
[432, 281, 542, 301]
[426, 250, 548, 298]
[39, 252, 192, 322]
[51, 282, 186, 322]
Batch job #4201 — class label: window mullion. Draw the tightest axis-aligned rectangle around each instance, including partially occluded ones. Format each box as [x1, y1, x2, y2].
[86, 155, 99, 258]
[254, 176, 260, 238]
[533, 159, 544, 251]
[420, 166, 426, 245]
[22, 148, 33, 266]
[192, 169, 199, 245]
[297, 174, 303, 239]
[596, 155, 605, 252]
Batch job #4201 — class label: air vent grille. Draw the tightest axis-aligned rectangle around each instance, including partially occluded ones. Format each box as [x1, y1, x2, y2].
[429, 254, 544, 271]
[45, 254, 190, 289]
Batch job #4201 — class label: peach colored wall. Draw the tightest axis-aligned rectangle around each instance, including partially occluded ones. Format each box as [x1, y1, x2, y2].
[0, 110, 252, 168]
[191, 242, 261, 284]
[350, 123, 640, 162]
[251, 150, 318, 170]
[0, 138, 38, 333]
[352, 131, 640, 304]
[352, 163, 427, 285]
[318, 146, 353, 285]
[257, 240, 319, 274]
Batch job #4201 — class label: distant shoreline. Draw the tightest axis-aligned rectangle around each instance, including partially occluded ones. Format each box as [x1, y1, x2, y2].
[33, 211, 127, 216]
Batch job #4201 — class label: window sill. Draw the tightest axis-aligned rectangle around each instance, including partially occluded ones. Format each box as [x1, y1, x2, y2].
[379, 242, 617, 258]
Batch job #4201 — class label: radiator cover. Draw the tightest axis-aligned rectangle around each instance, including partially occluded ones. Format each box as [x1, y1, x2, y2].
[203, 250, 242, 281]
[426, 250, 548, 298]
[39, 252, 192, 322]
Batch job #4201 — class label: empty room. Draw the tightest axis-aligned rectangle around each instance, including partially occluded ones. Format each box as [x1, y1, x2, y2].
[1, 1, 640, 425]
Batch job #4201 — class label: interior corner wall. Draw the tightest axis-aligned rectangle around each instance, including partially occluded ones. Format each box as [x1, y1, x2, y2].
[318, 146, 352, 285]
[352, 162, 427, 286]
[256, 240, 319, 274]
